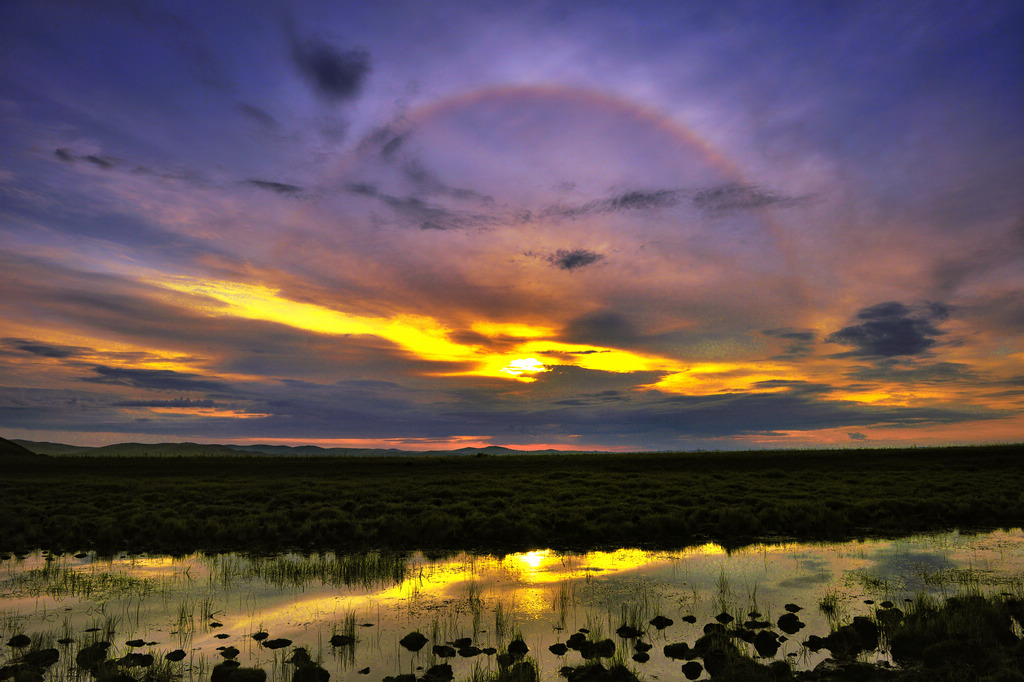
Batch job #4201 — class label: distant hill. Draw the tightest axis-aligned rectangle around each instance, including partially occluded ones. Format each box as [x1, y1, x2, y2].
[13, 440, 91, 456]
[11, 439, 583, 457]
[1, 437, 47, 458]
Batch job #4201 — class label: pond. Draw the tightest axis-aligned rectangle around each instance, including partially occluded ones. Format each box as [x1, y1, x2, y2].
[2, 529, 1023, 681]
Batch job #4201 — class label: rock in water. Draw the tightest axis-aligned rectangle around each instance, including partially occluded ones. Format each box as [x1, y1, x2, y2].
[399, 632, 428, 652]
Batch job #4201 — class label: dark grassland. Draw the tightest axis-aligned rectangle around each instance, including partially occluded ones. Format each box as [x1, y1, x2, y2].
[1, 445, 1022, 554]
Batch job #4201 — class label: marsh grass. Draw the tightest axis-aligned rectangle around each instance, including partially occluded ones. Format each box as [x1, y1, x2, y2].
[5, 445, 1023, 554]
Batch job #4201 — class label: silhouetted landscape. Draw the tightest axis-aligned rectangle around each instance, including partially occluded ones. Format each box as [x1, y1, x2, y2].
[3, 438, 1022, 554]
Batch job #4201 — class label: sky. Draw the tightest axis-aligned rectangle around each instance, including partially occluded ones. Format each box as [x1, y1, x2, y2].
[1, 1, 1022, 451]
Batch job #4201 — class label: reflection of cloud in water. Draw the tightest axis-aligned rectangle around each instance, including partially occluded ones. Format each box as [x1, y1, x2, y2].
[778, 572, 833, 588]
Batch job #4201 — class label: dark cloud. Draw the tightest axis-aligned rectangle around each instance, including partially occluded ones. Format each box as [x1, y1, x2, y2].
[53, 149, 118, 168]
[289, 35, 370, 102]
[693, 184, 804, 211]
[546, 249, 605, 271]
[235, 103, 279, 129]
[113, 398, 219, 408]
[83, 365, 231, 393]
[345, 182, 379, 196]
[375, 194, 496, 231]
[243, 179, 304, 196]
[827, 301, 950, 357]
[546, 188, 686, 219]
[83, 154, 116, 169]
[848, 432, 868, 440]
[846, 360, 977, 383]
[763, 327, 816, 358]
[609, 189, 684, 211]
[2, 338, 86, 359]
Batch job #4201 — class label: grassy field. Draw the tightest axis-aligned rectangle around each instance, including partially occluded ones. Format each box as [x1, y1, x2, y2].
[1, 445, 1022, 554]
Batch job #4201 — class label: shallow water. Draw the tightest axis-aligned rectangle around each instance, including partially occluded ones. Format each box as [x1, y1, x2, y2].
[2, 529, 1023, 681]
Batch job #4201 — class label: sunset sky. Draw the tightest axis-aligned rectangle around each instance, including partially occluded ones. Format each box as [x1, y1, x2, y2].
[1, 1, 1022, 450]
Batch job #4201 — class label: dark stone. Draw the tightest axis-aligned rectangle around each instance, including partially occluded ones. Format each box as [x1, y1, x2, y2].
[357, 668, 369, 675]
[633, 641, 651, 653]
[84, 628, 101, 633]
[851, 616, 879, 649]
[880, 600, 894, 609]
[399, 632, 428, 652]
[457, 646, 482, 657]
[227, 669, 268, 682]
[432, 645, 456, 658]
[210, 622, 223, 628]
[287, 648, 313, 666]
[57, 638, 74, 645]
[329, 635, 354, 647]
[578, 628, 589, 634]
[681, 615, 697, 624]
[714, 612, 734, 624]
[382, 676, 416, 682]
[125, 639, 145, 648]
[165, 650, 187, 662]
[0, 663, 44, 682]
[680, 661, 703, 680]
[615, 625, 642, 639]
[251, 632, 269, 641]
[507, 639, 529, 657]
[75, 641, 111, 669]
[743, 620, 771, 629]
[19, 648, 58, 668]
[452, 637, 472, 648]
[422, 663, 454, 682]
[549, 643, 568, 655]
[803, 635, 826, 652]
[293, 662, 330, 682]
[117, 652, 154, 667]
[703, 623, 726, 635]
[649, 615, 673, 630]
[211, 661, 242, 682]
[481, 648, 496, 655]
[577, 639, 615, 660]
[566, 633, 587, 650]
[753, 631, 780, 658]
[784, 603, 802, 613]
[262, 638, 292, 650]
[631, 652, 649, 663]
[214, 633, 230, 639]
[875, 607, 904, 627]
[504, 661, 537, 682]
[6, 635, 30, 648]
[220, 646, 240, 659]
[663, 642, 690, 660]
[777, 612, 805, 635]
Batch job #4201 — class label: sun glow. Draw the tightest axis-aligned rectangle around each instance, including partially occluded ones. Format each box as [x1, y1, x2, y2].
[500, 357, 548, 377]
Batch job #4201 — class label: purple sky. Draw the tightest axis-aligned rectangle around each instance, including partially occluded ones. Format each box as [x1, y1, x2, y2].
[1, 1, 1022, 450]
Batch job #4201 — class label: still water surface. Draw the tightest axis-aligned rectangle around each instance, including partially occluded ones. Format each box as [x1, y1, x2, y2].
[2, 529, 1023, 680]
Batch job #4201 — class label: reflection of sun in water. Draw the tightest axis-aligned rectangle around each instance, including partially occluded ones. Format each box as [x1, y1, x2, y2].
[516, 550, 551, 570]
[501, 358, 548, 378]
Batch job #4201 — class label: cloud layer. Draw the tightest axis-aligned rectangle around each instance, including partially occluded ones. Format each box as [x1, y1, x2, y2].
[0, 1, 1021, 449]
